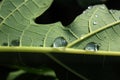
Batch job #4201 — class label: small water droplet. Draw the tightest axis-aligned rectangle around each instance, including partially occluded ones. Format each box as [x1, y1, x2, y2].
[93, 21, 97, 25]
[88, 6, 92, 9]
[40, 44, 43, 47]
[53, 37, 67, 47]
[80, 36, 84, 39]
[83, 11, 86, 14]
[95, 15, 98, 17]
[2, 42, 8, 46]
[84, 42, 99, 51]
[11, 39, 20, 46]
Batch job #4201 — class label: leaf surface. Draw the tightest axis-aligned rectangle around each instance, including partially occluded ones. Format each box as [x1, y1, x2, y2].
[0, 0, 120, 53]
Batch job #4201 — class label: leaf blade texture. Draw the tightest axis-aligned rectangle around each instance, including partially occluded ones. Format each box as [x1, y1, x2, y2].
[0, 0, 120, 52]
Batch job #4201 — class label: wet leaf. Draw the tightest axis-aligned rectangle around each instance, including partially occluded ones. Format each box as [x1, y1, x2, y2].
[0, 1, 120, 58]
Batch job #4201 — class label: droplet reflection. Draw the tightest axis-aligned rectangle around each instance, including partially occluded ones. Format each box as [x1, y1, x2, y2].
[84, 42, 99, 51]
[53, 37, 67, 47]
[88, 6, 92, 9]
[93, 21, 97, 25]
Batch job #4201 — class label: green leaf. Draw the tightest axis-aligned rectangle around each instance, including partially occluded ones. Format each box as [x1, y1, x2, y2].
[0, 1, 120, 54]
[7, 70, 26, 80]
[0, 0, 54, 46]
[1, 1, 120, 80]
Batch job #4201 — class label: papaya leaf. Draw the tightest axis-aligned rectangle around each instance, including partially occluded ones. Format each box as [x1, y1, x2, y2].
[0, 1, 120, 55]
[0, 1, 120, 80]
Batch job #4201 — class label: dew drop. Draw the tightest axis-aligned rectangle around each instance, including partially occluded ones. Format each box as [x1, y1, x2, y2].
[83, 11, 86, 14]
[40, 44, 43, 47]
[95, 15, 98, 18]
[11, 39, 20, 46]
[93, 21, 97, 25]
[2, 42, 8, 46]
[88, 6, 92, 9]
[80, 36, 84, 39]
[84, 42, 99, 51]
[53, 37, 68, 47]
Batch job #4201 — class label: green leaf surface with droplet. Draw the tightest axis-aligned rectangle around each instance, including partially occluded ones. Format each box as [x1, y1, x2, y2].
[0, 0, 77, 48]
[0, 0, 120, 55]
[1, 1, 120, 80]
[67, 5, 120, 52]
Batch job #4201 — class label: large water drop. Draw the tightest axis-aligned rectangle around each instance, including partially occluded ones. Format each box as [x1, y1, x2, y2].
[84, 42, 99, 51]
[53, 37, 67, 47]
[11, 39, 20, 46]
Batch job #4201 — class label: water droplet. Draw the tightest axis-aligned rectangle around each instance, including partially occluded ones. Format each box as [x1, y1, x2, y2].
[40, 44, 43, 47]
[95, 15, 98, 17]
[88, 6, 92, 9]
[84, 42, 99, 51]
[80, 35, 84, 39]
[2, 42, 8, 46]
[80, 36, 84, 39]
[93, 21, 97, 25]
[53, 37, 67, 47]
[83, 11, 86, 14]
[11, 39, 20, 46]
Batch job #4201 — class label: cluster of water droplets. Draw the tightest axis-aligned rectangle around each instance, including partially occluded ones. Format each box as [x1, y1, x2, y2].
[52, 36, 100, 51]
[50, 6, 106, 50]
[86, 6, 106, 26]
[93, 14, 98, 25]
